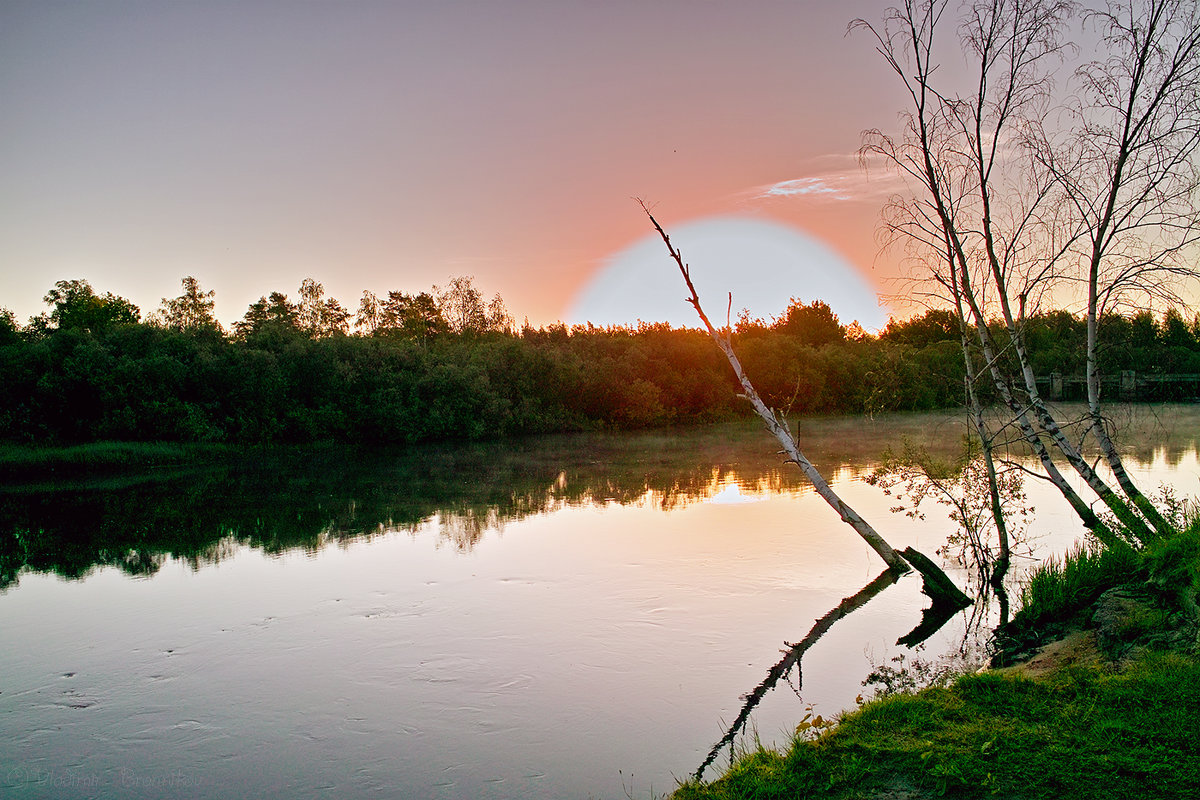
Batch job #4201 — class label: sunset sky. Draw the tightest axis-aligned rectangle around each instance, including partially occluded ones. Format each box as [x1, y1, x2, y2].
[0, 1, 1008, 330]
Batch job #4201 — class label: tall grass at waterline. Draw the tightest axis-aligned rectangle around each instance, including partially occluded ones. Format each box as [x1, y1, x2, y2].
[0, 441, 233, 479]
[1014, 541, 1144, 628]
[1008, 509, 1200, 638]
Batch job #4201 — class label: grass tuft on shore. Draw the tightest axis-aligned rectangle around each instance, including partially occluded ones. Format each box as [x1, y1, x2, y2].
[1014, 541, 1143, 627]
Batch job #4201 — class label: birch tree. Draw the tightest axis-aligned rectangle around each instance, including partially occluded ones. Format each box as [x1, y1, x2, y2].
[1032, 0, 1200, 535]
[156, 276, 220, 333]
[355, 290, 383, 335]
[434, 276, 513, 334]
[857, 0, 1199, 546]
[855, 0, 1131, 549]
[947, 0, 1158, 543]
[298, 278, 351, 338]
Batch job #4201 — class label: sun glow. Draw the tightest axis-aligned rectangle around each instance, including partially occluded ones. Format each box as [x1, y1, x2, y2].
[569, 216, 887, 330]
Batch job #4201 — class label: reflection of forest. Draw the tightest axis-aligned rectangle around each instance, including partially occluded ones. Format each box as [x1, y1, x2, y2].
[0, 421, 790, 589]
[2, 406, 1197, 590]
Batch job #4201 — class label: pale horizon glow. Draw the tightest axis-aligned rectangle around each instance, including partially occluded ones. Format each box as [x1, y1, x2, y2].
[569, 216, 888, 331]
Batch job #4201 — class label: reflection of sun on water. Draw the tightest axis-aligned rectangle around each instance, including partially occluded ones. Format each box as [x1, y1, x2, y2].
[708, 484, 764, 505]
[571, 216, 887, 330]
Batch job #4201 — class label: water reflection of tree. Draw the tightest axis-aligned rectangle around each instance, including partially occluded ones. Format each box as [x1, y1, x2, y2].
[694, 567, 968, 781]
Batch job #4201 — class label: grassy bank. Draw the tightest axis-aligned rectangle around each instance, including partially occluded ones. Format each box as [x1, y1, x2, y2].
[673, 519, 1200, 800]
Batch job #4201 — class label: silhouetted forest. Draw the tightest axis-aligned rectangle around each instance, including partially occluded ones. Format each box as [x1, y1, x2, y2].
[2, 277, 1198, 446]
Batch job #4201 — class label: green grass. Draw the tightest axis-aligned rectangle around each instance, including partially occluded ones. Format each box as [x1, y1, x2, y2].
[672, 650, 1200, 800]
[993, 515, 1200, 665]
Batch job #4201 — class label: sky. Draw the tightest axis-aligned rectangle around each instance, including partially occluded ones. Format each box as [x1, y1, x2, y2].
[0, 0, 1006, 331]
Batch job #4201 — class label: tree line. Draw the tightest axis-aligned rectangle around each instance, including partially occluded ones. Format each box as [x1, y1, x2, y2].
[1, 276, 1197, 446]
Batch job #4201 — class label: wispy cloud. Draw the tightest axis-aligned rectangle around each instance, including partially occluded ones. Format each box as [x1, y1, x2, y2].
[744, 153, 908, 205]
[760, 177, 848, 199]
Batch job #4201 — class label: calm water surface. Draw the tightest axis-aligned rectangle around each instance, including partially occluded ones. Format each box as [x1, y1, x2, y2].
[2, 406, 1198, 799]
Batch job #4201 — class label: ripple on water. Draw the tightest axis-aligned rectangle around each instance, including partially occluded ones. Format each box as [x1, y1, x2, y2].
[489, 673, 535, 692]
[51, 688, 99, 710]
[496, 576, 544, 586]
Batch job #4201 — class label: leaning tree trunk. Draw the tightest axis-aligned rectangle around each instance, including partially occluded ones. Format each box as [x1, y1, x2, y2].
[642, 203, 914, 576]
[1086, 290, 1171, 538]
[893, 58, 1124, 551]
[994, 290, 1156, 545]
[970, 121, 1156, 546]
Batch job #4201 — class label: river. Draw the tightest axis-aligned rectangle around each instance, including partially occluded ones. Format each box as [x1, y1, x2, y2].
[1, 405, 1197, 799]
